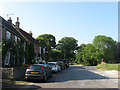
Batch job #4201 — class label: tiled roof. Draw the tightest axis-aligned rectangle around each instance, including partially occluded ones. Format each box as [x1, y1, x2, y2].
[0, 16, 40, 46]
[0, 16, 23, 39]
[17, 28, 40, 46]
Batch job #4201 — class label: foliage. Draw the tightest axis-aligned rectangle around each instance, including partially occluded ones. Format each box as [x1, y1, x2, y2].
[48, 49, 62, 61]
[36, 34, 56, 51]
[57, 37, 78, 60]
[93, 35, 117, 63]
[25, 42, 36, 64]
[76, 44, 98, 66]
[2, 39, 25, 66]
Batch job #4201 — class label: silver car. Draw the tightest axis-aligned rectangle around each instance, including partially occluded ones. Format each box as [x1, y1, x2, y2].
[48, 62, 61, 73]
[25, 64, 52, 82]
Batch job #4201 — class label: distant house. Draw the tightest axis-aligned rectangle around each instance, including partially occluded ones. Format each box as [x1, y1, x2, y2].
[0, 16, 23, 66]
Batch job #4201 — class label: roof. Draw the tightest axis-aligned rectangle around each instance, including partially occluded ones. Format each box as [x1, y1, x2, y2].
[0, 16, 23, 39]
[16, 28, 40, 46]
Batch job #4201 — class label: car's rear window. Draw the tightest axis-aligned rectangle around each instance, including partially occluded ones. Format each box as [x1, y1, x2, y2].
[48, 63, 56, 66]
[29, 65, 42, 69]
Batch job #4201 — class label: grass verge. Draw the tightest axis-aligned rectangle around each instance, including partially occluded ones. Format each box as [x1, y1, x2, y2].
[96, 64, 120, 71]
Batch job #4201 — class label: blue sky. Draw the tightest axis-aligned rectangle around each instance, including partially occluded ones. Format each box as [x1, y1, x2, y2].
[0, 2, 118, 45]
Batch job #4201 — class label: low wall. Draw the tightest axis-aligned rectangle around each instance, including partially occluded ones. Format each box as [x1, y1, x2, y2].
[13, 67, 27, 80]
[2, 67, 27, 80]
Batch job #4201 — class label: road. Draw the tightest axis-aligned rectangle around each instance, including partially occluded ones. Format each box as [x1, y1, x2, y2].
[16, 65, 119, 89]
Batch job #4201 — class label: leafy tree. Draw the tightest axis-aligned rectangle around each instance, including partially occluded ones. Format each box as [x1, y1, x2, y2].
[76, 44, 97, 66]
[48, 49, 62, 61]
[57, 37, 78, 60]
[93, 35, 117, 63]
[36, 34, 56, 51]
[75, 43, 86, 64]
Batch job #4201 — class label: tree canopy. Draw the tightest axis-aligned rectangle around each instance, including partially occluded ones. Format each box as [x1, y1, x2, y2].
[36, 34, 56, 51]
[93, 35, 117, 63]
[57, 37, 78, 60]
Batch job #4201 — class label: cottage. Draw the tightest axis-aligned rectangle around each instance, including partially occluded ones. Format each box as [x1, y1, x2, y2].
[0, 16, 23, 66]
[12, 17, 43, 63]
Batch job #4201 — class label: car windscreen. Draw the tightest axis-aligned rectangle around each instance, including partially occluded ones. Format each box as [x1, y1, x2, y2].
[29, 65, 42, 69]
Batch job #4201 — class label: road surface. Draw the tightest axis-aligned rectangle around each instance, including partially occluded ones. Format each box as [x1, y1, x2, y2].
[15, 65, 119, 89]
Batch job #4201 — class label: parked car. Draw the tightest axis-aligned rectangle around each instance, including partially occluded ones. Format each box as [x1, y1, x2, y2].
[61, 59, 69, 68]
[48, 62, 61, 73]
[58, 61, 66, 70]
[25, 64, 52, 82]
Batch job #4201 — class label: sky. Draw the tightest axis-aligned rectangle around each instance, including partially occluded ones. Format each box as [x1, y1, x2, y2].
[0, 2, 118, 45]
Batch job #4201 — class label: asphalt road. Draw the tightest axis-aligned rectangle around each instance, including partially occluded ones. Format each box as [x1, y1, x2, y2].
[16, 65, 119, 89]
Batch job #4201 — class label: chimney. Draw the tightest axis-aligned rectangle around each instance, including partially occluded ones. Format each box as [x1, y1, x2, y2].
[15, 17, 20, 28]
[29, 31, 33, 36]
[7, 17, 12, 25]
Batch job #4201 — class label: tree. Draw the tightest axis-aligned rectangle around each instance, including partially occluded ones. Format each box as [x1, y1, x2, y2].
[36, 34, 56, 51]
[93, 35, 117, 63]
[48, 49, 62, 61]
[75, 43, 86, 64]
[76, 44, 97, 66]
[57, 37, 78, 60]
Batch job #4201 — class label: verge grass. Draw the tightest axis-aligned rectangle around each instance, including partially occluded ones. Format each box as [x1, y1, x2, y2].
[96, 64, 120, 71]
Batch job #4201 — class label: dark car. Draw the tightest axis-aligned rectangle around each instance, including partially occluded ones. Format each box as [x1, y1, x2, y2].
[25, 64, 52, 82]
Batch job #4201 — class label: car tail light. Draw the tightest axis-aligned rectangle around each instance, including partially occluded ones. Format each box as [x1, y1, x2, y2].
[41, 66, 44, 70]
[27, 65, 31, 69]
[55, 65, 57, 67]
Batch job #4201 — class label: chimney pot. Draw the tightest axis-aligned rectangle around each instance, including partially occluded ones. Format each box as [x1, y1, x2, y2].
[29, 31, 33, 36]
[7, 17, 12, 25]
[15, 17, 20, 28]
[17, 17, 19, 22]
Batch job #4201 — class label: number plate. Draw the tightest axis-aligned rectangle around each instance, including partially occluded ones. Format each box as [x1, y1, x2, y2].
[31, 72, 38, 74]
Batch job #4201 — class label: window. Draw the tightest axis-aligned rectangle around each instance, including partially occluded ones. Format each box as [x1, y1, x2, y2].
[15, 36, 17, 43]
[39, 47, 41, 54]
[4, 52, 10, 65]
[24, 42, 26, 51]
[6, 31, 11, 40]
[43, 48, 45, 53]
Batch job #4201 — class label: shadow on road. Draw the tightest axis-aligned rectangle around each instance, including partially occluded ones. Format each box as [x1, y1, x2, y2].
[46, 66, 114, 83]
[2, 83, 41, 90]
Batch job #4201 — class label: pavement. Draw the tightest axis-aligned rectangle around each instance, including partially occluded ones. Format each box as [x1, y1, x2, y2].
[2, 65, 120, 89]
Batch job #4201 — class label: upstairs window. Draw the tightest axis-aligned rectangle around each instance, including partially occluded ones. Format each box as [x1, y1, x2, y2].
[15, 36, 17, 43]
[6, 31, 11, 40]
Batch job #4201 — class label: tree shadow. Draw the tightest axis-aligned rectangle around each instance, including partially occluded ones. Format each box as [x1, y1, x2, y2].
[47, 66, 117, 83]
